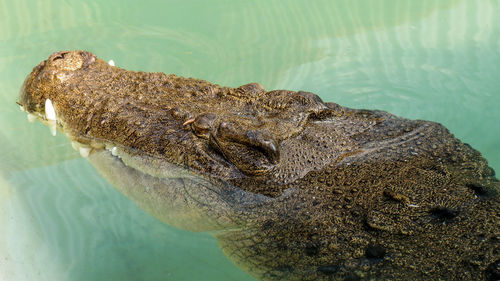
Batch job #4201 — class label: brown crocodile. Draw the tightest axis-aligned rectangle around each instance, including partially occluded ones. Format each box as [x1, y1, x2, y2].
[18, 51, 499, 280]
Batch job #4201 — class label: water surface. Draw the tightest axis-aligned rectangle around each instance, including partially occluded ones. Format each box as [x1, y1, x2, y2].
[1, 0, 499, 280]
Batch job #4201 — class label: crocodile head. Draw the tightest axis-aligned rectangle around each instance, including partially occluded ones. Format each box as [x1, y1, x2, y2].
[19, 51, 499, 280]
[17, 50, 347, 230]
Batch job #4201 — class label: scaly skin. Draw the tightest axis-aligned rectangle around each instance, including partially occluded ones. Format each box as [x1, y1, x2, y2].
[19, 51, 499, 280]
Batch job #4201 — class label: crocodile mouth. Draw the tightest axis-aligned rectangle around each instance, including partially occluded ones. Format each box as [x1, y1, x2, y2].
[17, 92, 203, 182]
[16, 50, 279, 232]
[19, 96, 119, 159]
[17, 96, 270, 232]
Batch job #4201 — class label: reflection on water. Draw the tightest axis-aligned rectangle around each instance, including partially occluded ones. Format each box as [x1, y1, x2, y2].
[2, 160, 246, 281]
[0, 0, 499, 280]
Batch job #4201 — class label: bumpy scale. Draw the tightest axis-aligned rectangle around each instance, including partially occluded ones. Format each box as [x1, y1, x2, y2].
[19, 51, 499, 281]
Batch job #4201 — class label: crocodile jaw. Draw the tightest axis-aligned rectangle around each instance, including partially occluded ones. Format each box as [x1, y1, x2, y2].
[17, 51, 271, 232]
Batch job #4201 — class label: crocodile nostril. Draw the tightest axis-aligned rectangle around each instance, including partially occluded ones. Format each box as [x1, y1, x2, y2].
[52, 52, 69, 61]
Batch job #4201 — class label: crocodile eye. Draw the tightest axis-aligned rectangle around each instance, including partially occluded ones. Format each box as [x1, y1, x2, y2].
[209, 121, 280, 176]
[191, 113, 217, 139]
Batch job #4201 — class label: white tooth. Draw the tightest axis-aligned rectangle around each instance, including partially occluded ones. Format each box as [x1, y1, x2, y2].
[71, 141, 80, 151]
[79, 147, 91, 158]
[19, 105, 25, 111]
[27, 113, 36, 123]
[45, 99, 57, 121]
[108, 60, 115, 66]
[48, 120, 56, 136]
[111, 146, 118, 156]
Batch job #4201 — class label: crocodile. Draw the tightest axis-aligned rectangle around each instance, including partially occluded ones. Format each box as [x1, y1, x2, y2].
[18, 51, 499, 280]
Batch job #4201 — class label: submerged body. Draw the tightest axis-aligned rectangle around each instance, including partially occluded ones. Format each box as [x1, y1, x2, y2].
[19, 51, 499, 280]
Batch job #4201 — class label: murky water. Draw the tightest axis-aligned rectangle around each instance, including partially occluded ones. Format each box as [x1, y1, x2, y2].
[1, 0, 499, 280]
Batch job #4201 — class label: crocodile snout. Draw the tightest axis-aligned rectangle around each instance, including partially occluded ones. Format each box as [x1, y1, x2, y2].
[46, 50, 95, 72]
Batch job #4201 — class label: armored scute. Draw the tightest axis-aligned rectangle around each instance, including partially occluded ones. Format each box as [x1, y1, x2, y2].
[19, 51, 499, 280]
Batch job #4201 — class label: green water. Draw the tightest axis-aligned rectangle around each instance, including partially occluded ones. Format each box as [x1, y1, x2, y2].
[0, 0, 499, 280]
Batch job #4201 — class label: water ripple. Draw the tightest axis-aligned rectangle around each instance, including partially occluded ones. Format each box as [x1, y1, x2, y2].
[1, 1, 499, 280]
